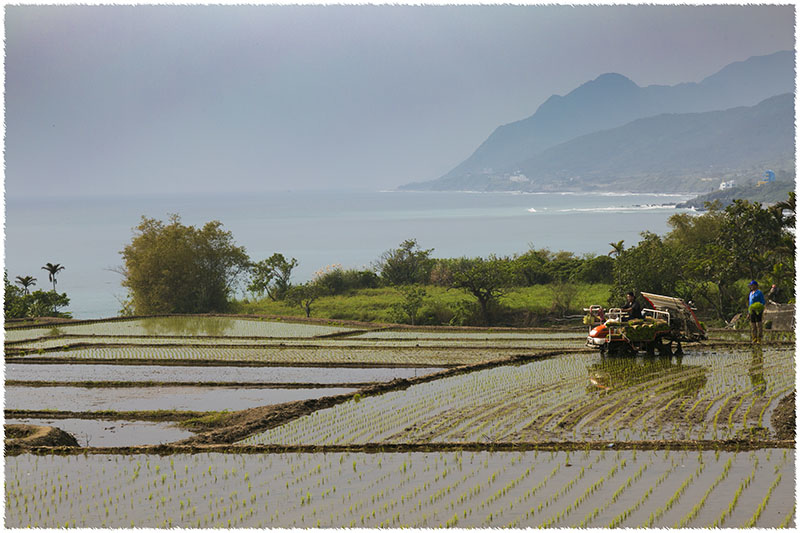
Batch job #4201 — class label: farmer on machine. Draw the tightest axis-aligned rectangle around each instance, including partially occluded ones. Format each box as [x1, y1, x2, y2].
[621, 291, 643, 320]
[748, 280, 766, 344]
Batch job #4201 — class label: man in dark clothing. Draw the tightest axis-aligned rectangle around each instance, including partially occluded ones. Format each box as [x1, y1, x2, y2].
[622, 291, 643, 320]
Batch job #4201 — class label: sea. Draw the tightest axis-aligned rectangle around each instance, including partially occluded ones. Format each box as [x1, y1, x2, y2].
[4, 190, 697, 319]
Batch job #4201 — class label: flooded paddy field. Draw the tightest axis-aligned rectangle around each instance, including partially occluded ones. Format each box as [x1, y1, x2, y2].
[4, 316, 356, 343]
[6, 363, 446, 385]
[244, 346, 794, 445]
[5, 418, 194, 447]
[6, 385, 356, 413]
[5, 449, 793, 528]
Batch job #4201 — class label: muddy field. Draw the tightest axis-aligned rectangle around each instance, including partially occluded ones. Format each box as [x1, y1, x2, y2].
[4, 315, 796, 528]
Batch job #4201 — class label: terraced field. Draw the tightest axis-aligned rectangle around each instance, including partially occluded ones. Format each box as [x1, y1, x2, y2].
[4, 315, 795, 528]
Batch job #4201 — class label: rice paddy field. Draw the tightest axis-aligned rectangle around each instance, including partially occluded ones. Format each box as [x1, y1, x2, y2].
[4, 315, 796, 528]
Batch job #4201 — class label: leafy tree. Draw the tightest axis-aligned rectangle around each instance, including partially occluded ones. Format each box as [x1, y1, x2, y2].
[248, 253, 298, 301]
[611, 232, 683, 306]
[512, 249, 552, 285]
[287, 282, 325, 318]
[15, 275, 36, 295]
[716, 199, 785, 282]
[391, 285, 427, 325]
[119, 215, 250, 314]
[41, 263, 65, 292]
[543, 251, 583, 282]
[574, 255, 614, 283]
[449, 256, 513, 325]
[376, 239, 435, 286]
[549, 280, 579, 318]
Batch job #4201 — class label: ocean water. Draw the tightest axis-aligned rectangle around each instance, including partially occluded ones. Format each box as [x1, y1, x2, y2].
[5, 190, 695, 319]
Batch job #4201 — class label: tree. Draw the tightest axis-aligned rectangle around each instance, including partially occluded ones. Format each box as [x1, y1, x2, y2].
[772, 191, 795, 228]
[119, 215, 250, 314]
[376, 239, 435, 286]
[716, 199, 784, 282]
[248, 253, 298, 301]
[15, 275, 36, 295]
[41, 263, 65, 292]
[391, 285, 427, 325]
[611, 232, 683, 306]
[608, 240, 625, 257]
[287, 282, 325, 318]
[449, 256, 513, 325]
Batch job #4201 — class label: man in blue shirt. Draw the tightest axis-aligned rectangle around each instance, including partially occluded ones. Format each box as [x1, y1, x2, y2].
[748, 280, 766, 344]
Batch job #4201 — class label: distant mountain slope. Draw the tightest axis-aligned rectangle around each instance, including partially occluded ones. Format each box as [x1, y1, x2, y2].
[403, 50, 795, 191]
[511, 93, 794, 192]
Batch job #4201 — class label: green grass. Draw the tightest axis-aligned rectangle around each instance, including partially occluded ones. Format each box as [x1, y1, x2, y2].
[232, 284, 612, 325]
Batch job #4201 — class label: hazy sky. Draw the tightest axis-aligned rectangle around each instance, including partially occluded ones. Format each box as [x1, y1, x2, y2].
[5, 4, 795, 198]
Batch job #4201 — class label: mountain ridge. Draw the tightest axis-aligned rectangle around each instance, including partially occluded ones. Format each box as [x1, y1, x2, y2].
[403, 50, 795, 192]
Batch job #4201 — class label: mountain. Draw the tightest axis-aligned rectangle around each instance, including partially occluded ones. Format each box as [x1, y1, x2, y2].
[510, 93, 794, 192]
[402, 50, 795, 191]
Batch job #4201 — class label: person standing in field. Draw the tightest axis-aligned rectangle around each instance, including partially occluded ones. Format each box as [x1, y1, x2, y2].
[748, 280, 766, 344]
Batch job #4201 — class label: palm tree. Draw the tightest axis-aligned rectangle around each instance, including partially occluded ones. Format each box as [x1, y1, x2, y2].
[772, 191, 795, 228]
[15, 275, 36, 295]
[608, 240, 625, 257]
[41, 263, 65, 292]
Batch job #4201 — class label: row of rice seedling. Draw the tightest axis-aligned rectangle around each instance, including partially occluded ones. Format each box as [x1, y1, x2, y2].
[5, 450, 793, 528]
[354, 330, 585, 340]
[12, 345, 509, 367]
[6, 363, 445, 385]
[244, 347, 793, 445]
[8, 335, 575, 353]
[5, 316, 355, 341]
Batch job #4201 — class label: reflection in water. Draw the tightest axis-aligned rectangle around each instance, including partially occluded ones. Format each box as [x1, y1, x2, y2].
[749, 345, 767, 396]
[587, 354, 707, 397]
[140, 316, 234, 336]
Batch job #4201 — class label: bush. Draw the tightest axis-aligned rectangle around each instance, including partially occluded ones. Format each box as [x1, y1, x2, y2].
[313, 265, 379, 295]
[417, 302, 454, 325]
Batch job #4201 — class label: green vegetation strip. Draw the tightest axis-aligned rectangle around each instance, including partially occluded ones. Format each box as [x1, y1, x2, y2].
[7, 440, 794, 457]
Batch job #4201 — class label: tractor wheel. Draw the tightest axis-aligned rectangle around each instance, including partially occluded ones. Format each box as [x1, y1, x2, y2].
[656, 337, 673, 356]
[608, 341, 635, 357]
[645, 341, 655, 356]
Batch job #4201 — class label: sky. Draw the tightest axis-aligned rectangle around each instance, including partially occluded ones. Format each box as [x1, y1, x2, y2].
[4, 4, 796, 198]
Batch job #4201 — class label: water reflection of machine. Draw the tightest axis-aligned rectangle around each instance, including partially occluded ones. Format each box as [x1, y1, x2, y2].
[586, 354, 707, 396]
[584, 293, 707, 356]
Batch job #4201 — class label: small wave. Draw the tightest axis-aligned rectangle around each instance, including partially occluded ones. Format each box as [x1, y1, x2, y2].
[527, 208, 537, 213]
[558, 204, 679, 213]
